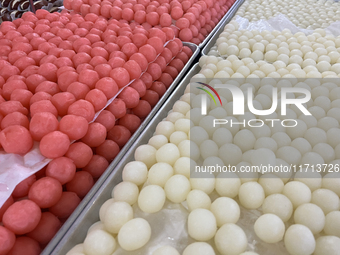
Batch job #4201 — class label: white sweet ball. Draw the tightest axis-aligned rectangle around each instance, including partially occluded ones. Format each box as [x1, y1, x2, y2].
[215, 172, 241, 198]
[182, 242, 215, 255]
[313, 143, 335, 163]
[112, 182, 139, 205]
[327, 128, 340, 148]
[178, 140, 200, 161]
[99, 198, 115, 222]
[84, 230, 116, 255]
[174, 157, 194, 178]
[284, 224, 316, 255]
[156, 143, 180, 166]
[134, 145, 157, 169]
[276, 146, 301, 165]
[262, 194, 293, 222]
[186, 189, 211, 212]
[324, 211, 340, 237]
[293, 171, 322, 192]
[88, 221, 106, 235]
[311, 189, 340, 214]
[155, 121, 175, 139]
[314, 236, 340, 255]
[122, 161, 148, 186]
[103, 202, 133, 234]
[254, 213, 285, 243]
[188, 209, 217, 241]
[258, 173, 284, 196]
[322, 172, 340, 196]
[212, 128, 233, 147]
[172, 101, 191, 115]
[189, 127, 209, 146]
[138, 185, 166, 213]
[148, 162, 173, 187]
[215, 223, 247, 255]
[239, 182, 265, 209]
[240, 252, 259, 255]
[152, 246, 180, 255]
[304, 127, 327, 147]
[118, 218, 151, 251]
[283, 181, 311, 209]
[166, 112, 185, 124]
[148, 135, 169, 150]
[294, 203, 325, 234]
[290, 138, 312, 155]
[164, 175, 191, 203]
[254, 137, 278, 152]
[234, 129, 256, 152]
[174, 118, 192, 134]
[66, 244, 84, 255]
[251, 148, 276, 168]
[200, 139, 219, 159]
[190, 176, 215, 195]
[170, 131, 188, 146]
[219, 143, 242, 166]
[210, 197, 240, 227]
[300, 152, 325, 166]
[271, 132, 292, 148]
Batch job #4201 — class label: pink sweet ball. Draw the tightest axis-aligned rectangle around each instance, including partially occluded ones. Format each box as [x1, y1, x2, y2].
[67, 82, 90, 100]
[12, 175, 36, 198]
[96, 140, 120, 162]
[46, 157, 77, 185]
[141, 90, 159, 107]
[51, 92, 76, 117]
[0, 125, 33, 155]
[7, 236, 41, 255]
[65, 171, 94, 198]
[3, 200, 41, 235]
[83, 155, 109, 178]
[85, 88, 108, 112]
[67, 99, 95, 122]
[0, 226, 16, 254]
[130, 79, 147, 97]
[118, 87, 140, 109]
[59, 114, 89, 141]
[81, 122, 107, 148]
[28, 177, 63, 208]
[110, 67, 130, 88]
[130, 53, 148, 72]
[65, 142, 93, 168]
[39, 131, 70, 159]
[95, 77, 119, 99]
[29, 112, 59, 141]
[1, 112, 29, 130]
[119, 114, 141, 133]
[107, 125, 131, 147]
[10, 89, 33, 109]
[95, 110, 116, 132]
[49, 192, 81, 219]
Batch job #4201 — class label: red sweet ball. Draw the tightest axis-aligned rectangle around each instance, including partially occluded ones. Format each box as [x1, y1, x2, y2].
[147, 62, 162, 80]
[96, 140, 120, 161]
[160, 13, 172, 27]
[151, 81, 167, 97]
[0, 101, 28, 117]
[0, 125, 33, 155]
[46, 157, 76, 185]
[132, 99, 152, 119]
[107, 125, 131, 147]
[65, 171, 94, 198]
[65, 142, 93, 168]
[27, 212, 61, 245]
[140, 72, 153, 89]
[57, 71, 79, 92]
[81, 122, 107, 147]
[83, 155, 109, 178]
[49, 192, 81, 219]
[59, 114, 89, 141]
[141, 90, 159, 107]
[119, 114, 141, 133]
[1, 112, 29, 130]
[0, 226, 15, 254]
[95, 77, 119, 99]
[0, 196, 14, 222]
[29, 112, 59, 141]
[94, 64, 112, 78]
[7, 237, 41, 255]
[78, 69, 100, 90]
[39, 131, 70, 159]
[28, 177, 63, 208]
[118, 87, 140, 108]
[139, 44, 157, 62]
[67, 82, 91, 100]
[95, 110, 116, 131]
[130, 79, 147, 97]
[51, 92, 76, 117]
[158, 72, 173, 88]
[3, 200, 41, 235]
[130, 53, 148, 72]
[123, 60, 142, 80]
[67, 99, 95, 122]
[2, 80, 27, 100]
[30, 100, 58, 118]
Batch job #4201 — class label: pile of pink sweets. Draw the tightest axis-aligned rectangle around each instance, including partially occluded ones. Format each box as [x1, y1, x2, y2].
[63, 0, 236, 44]
[0, 8, 193, 254]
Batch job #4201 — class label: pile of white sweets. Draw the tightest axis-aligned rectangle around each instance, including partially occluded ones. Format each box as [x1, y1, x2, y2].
[235, 0, 340, 29]
[66, 52, 340, 254]
[207, 22, 340, 78]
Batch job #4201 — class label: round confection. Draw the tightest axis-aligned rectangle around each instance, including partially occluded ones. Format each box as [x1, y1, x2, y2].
[314, 236, 340, 255]
[103, 201, 133, 234]
[138, 185, 166, 213]
[83, 229, 116, 255]
[156, 143, 180, 166]
[122, 161, 148, 186]
[155, 121, 175, 139]
[134, 144, 157, 169]
[311, 188, 340, 214]
[210, 197, 240, 226]
[49, 192, 81, 219]
[188, 209, 217, 241]
[284, 224, 316, 255]
[254, 214, 285, 243]
[186, 190, 211, 212]
[28, 177, 62, 208]
[118, 218, 151, 251]
[111, 181, 139, 206]
[238, 182, 265, 209]
[215, 172, 241, 198]
[164, 175, 191, 203]
[152, 246, 180, 255]
[182, 242, 215, 255]
[324, 211, 340, 237]
[0, 226, 15, 254]
[147, 162, 174, 187]
[0, 125, 33, 154]
[258, 174, 284, 196]
[215, 223, 247, 255]
[262, 194, 293, 222]
[283, 181, 311, 209]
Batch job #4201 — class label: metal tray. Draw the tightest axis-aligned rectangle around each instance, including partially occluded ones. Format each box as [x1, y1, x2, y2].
[50, 63, 201, 255]
[201, 0, 245, 54]
[198, 0, 245, 49]
[41, 43, 199, 255]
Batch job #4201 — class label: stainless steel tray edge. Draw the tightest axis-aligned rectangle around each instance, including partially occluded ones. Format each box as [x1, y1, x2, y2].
[201, 0, 245, 54]
[41, 42, 199, 255]
[198, 0, 245, 49]
[51, 63, 201, 255]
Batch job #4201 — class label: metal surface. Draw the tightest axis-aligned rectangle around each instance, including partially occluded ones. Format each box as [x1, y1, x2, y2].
[201, 0, 245, 54]
[41, 43, 199, 255]
[50, 63, 201, 255]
